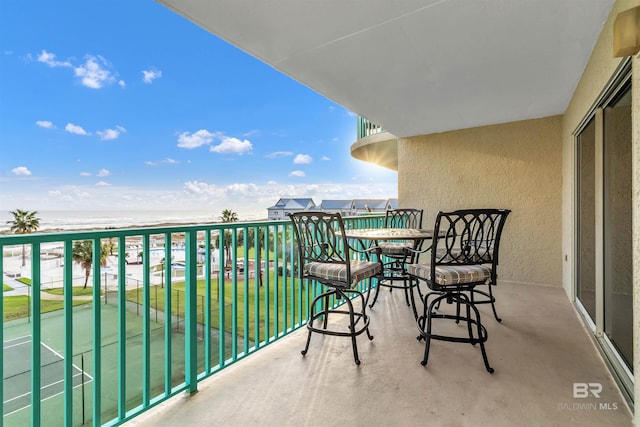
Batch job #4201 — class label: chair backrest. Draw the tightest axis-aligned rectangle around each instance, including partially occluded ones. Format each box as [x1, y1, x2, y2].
[289, 211, 351, 276]
[431, 209, 510, 268]
[384, 208, 423, 229]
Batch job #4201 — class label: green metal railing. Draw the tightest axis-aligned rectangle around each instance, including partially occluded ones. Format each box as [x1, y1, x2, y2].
[0, 214, 384, 426]
[357, 116, 385, 140]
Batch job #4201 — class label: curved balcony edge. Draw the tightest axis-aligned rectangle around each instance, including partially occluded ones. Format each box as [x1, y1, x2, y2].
[350, 131, 399, 171]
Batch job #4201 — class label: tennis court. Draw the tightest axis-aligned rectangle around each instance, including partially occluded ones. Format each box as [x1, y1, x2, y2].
[3, 335, 92, 417]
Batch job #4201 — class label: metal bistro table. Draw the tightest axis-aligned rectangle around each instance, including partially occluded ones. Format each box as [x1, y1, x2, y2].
[344, 227, 436, 319]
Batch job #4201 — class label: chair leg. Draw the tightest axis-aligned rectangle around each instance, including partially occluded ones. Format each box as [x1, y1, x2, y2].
[402, 275, 411, 307]
[302, 293, 320, 356]
[417, 291, 494, 374]
[369, 281, 382, 308]
[301, 330, 313, 356]
[420, 294, 443, 366]
[342, 293, 361, 365]
[408, 277, 419, 320]
[487, 284, 502, 323]
[322, 294, 330, 329]
[469, 300, 494, 373]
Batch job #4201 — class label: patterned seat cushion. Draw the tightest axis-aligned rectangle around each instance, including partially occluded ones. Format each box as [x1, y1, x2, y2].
[304, 260, 382, 288]
[379, 241, 411, 256]
[407, 263, 492, 287]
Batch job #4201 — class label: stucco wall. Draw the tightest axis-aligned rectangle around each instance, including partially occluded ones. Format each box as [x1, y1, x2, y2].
[562, 0, 640, 300]
[398, 115, 563, 287]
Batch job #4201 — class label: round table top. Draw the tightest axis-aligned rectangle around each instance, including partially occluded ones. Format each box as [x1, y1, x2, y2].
[344, 228, 435, 240]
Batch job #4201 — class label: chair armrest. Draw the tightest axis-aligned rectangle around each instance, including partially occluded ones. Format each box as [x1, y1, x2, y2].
[347, 242, 382, 261]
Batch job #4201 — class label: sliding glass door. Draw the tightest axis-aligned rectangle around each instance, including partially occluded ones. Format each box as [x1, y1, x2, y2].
[575, 64, 633, 400]
[603, 83, 633, 369]
[576, 117, 596, 322]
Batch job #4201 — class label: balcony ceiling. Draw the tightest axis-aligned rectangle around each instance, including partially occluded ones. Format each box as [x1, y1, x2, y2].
[158, 0, 613, 138]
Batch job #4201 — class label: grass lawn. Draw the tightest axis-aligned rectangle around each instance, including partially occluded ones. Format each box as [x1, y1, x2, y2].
[3, 296, 91, 321]
[125, 272, 311, 343]
[43, 286, 96, 297]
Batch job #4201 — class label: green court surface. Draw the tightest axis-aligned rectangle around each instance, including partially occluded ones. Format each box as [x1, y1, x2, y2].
[3, 336, 92, 416]
[1, 300, 230, 426]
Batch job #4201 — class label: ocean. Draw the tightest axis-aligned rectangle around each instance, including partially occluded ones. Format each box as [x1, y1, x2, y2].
[0, 209, 268, 233]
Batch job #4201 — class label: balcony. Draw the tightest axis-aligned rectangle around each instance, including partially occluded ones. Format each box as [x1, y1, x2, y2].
[1, 215, 384, 426]
[352, 117, 398, 171]
[127, 277, 632, 426]
[1, 216, 632, 426]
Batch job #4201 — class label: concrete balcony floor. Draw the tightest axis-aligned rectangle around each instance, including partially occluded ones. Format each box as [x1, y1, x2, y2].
[127, 283, 632, 427]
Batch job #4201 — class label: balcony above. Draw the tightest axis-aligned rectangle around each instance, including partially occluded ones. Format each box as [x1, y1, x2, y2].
[351, 117, 399, 171]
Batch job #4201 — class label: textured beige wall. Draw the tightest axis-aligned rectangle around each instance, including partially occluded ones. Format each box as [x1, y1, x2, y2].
[634, 54, 640, 426]
[562, 0, 640, 300]
[398, 116, 563, 287]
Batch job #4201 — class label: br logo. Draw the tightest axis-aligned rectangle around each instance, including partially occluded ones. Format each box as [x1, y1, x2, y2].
[573, 382, 602, 398]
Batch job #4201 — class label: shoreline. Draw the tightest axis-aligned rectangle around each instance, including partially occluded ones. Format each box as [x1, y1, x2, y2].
[0, 217, 269, 237]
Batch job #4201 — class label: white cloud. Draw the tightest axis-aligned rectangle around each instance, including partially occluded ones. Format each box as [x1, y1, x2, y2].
[65, 123, 89, 135]
[289, 170, 305, 177]
[211, 137, 253, 155]
[36, 120, 54, 129]
[1, 180, 397, 219]
[11, 166, 32, 176]
[95, 181, 111, 186]
[118, 80, 126, 88]
[294, 154, 312, 164]
[37, 50, 72, 68]
[97, 125, 126, 140]
[74, 55, 116, 89]
[177, 130, 253, 155]
[266, 151, 293, 159]
[97, 169, 111, 177]
[142, 69, 162, 84]
[145, 158, 178, 166]
[321, 156, 330, 161]
[177, 129, 215, 149]
[80, 172, 91, 176]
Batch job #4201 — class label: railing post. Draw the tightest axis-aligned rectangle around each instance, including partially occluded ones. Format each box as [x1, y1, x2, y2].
[117, 236, 127, 421]
[142, 235, 151, 406]
[30, 242, 42, 426]
[185, 230, 198, 393]
[204, 231, 212, 373]
[231, 229, 238, 359]
[164, 233, 173, 396]
[92, 238, 102, 425]
[63, 240, 73, 427]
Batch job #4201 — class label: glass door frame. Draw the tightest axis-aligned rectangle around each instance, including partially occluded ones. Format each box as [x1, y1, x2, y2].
[573, 57, 633, 405]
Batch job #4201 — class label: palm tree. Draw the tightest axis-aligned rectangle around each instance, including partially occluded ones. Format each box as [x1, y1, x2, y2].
[247, 227, 274, 286]
[7, 209, 41, 267]
[219, 209, 239, 268]
[72, 240, 109, 289]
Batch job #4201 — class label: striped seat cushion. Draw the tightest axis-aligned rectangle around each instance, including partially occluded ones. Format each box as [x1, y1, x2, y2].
[407, 263, 491, 287]
[304, 260, 382, 288]
[379, 241, 411, 256]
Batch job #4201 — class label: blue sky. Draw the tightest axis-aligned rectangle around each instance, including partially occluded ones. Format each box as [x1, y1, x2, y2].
[0, 1, 397, 219]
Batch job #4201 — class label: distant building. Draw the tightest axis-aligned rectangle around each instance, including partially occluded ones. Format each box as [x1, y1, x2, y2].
[353, 199, 398, 213]
[267, 198, 316, 220]
[318, 199, 355, 216]
[267, 197, 398, 220]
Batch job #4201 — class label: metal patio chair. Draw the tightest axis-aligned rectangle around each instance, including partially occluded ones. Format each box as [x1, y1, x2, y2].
[289, 211, 383, 365]
[407, 208, 510, 373]
[369, 208, 424, 310]
[466, 209, 512, 322]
